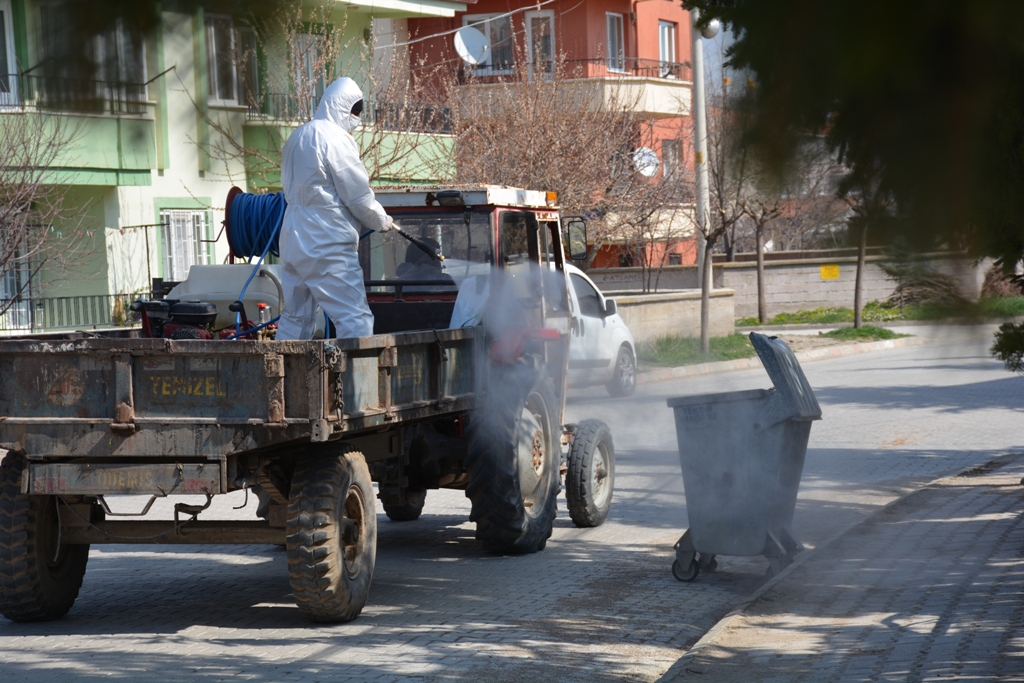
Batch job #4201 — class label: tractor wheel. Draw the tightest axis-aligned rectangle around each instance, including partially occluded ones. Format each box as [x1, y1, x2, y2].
[384, 489, 427, 522]
[465, 356, 560, 554]
[286, 448, 376, 623]
[0, 452, 89, 622]
[565, 419, 615, 528]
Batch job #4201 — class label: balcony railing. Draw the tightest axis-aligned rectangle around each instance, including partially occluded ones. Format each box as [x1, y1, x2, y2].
[246, 93, 452, 133]
[458, 58, 692, 84]
[0, 74, 148, 115]
[0, 294, 139, 334]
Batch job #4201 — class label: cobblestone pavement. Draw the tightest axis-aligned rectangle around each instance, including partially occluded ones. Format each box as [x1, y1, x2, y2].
[670, 456, 1024, 682]
[1, 325, 1022, 682]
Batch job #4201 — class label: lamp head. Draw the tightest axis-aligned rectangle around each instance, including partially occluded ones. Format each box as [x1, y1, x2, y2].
[701, 19, 721, 39]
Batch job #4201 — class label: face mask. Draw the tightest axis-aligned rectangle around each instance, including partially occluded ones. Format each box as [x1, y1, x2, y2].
[342, 114, 361, 133]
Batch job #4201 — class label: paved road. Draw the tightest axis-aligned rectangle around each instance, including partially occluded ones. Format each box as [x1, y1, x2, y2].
[671, 455, 1024, 682]
[2, 325, 1021, 682]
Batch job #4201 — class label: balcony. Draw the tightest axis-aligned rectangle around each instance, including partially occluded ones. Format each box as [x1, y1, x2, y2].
[245, 93, 452, 133]
[1, 73, 149, 116]
[242, 94, 454, 188]
[0, 74, 156, 185]
[0, 294, 138, 335]
[457, 58, 692, 119]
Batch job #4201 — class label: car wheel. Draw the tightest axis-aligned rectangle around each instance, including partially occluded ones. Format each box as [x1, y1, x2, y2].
[606, 345, 636, 397]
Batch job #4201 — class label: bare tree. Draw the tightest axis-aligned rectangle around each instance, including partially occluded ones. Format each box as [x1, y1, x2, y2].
[0, 113, 89, 316]
[432, 48, 694, 289]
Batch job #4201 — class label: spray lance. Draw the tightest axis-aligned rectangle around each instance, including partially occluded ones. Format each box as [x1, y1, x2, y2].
[391, 222, 445, 262]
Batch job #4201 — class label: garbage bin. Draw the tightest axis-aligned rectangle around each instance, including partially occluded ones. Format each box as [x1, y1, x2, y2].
[667, 332, 822, 582]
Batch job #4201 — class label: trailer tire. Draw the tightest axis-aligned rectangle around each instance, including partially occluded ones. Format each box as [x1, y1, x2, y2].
[286, 448, 376, 623]
[0, 452, 89, 622]
[465, 356, 560, 554]
[565, 419, 615, 528]
[383, 490, 426, 522]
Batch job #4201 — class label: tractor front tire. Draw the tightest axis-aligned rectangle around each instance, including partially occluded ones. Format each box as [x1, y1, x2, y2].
[565, 419, 615, 528]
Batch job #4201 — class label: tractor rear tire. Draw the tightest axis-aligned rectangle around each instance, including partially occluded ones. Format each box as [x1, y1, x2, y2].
[465, 356, 560, 554]
[0, 452, 89, 622]
[565, 419, 615, 528]
[286, 448, 376, 623]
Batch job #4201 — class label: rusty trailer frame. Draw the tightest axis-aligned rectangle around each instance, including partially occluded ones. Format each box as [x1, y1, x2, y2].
[0, 327, 485, 500]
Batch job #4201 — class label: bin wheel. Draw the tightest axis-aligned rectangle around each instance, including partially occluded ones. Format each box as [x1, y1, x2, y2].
[0, 452, 90, 622]
[672, 558, 700, 582]
[286, 448, 376, 623]
[565, 419, 614, 528]
[698, 553, 718, 573]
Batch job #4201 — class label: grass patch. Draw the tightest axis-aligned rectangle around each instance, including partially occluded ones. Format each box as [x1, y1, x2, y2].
[820, 325, 907, 341]
[738, 296, 1024, 327]
[638, 333, 755, 367]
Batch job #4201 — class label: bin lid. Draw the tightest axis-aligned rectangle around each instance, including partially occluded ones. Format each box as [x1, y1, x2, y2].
[750, 332, 822, 421]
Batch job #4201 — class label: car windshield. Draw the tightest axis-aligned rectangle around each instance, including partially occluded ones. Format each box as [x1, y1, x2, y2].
[360, 210, 493, 289]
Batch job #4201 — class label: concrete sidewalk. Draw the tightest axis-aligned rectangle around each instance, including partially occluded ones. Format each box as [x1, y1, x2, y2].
[662, 454, 1024, 682]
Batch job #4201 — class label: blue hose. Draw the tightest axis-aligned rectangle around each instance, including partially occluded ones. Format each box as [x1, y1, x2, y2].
[228, 191, 286, 259]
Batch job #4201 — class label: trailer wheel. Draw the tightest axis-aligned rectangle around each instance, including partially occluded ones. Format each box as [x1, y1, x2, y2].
[0, 452, 89, 622]
[383, 490, 426, 522]
[286, 448, 376, 623]
[565, 419, 615, 528]
[466, 356, 560, 554]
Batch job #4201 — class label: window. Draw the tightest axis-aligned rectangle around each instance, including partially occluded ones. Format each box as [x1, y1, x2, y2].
[662, 139, 680, 178]
[161, 210, 209, 281]
[236, 26, 258, 109]
[206, 14, 236, 103]
[525, 10, 554, 75]
[659, 21, 677, 77]
[464, 14, 514, 72]
[668, 253, 682, 266]
[570, 273, 603, 318]
[0, 0, 17, 106]
[360, 210, 494, 284]
[291, 33, 325, 119]
[37, 4, 147, 112]
[606, 13, 625, 72]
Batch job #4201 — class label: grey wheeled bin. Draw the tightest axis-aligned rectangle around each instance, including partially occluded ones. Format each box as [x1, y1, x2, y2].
[667, 332, 822, 582]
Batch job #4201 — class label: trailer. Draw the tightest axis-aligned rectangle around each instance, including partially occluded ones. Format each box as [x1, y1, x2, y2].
[0, 186, 616, 623]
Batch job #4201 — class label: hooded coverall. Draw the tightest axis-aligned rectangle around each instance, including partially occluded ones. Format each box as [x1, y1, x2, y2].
[277, 77, 390, 340]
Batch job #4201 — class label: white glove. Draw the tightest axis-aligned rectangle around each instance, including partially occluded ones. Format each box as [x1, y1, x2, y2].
[380, 215, 393, 232]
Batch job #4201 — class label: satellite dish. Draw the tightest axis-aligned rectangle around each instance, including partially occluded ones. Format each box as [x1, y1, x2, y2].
[632, 147, 660, 177]
[454, 26, 490, 66]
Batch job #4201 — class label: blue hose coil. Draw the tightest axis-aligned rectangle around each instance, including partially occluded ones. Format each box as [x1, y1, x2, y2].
[228, 191, 286, 259]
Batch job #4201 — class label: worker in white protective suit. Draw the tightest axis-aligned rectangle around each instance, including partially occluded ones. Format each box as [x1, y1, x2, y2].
[277, 77, 392, 340]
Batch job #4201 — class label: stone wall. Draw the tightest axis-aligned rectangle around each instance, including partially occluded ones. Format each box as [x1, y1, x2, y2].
[610, 289, 735, 344]
[588, 253, 989, 319]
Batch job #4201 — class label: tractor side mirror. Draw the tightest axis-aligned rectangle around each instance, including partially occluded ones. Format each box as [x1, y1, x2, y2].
[564, 218, 588, 261]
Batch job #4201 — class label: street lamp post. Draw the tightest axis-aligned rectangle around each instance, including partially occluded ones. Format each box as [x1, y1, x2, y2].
[690, 9, 719, 352]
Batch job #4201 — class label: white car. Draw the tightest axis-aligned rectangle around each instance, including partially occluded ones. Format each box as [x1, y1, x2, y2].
[565, 264, 637, 397]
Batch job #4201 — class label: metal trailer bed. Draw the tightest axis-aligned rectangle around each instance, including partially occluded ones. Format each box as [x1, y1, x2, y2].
[0, 327, 483, 545]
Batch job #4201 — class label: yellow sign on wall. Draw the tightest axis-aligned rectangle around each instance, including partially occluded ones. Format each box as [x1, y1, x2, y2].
[820, 264, 840, 280]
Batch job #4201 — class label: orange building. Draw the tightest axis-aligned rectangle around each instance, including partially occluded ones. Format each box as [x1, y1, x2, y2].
[396, 0, 697, 267]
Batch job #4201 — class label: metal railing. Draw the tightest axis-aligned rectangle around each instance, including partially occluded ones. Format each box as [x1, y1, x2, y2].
[246, 93, 453, 133]
[1, 74, 148, 115]
[458, 58, 692, 83]
[0, 294, 140, 334]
